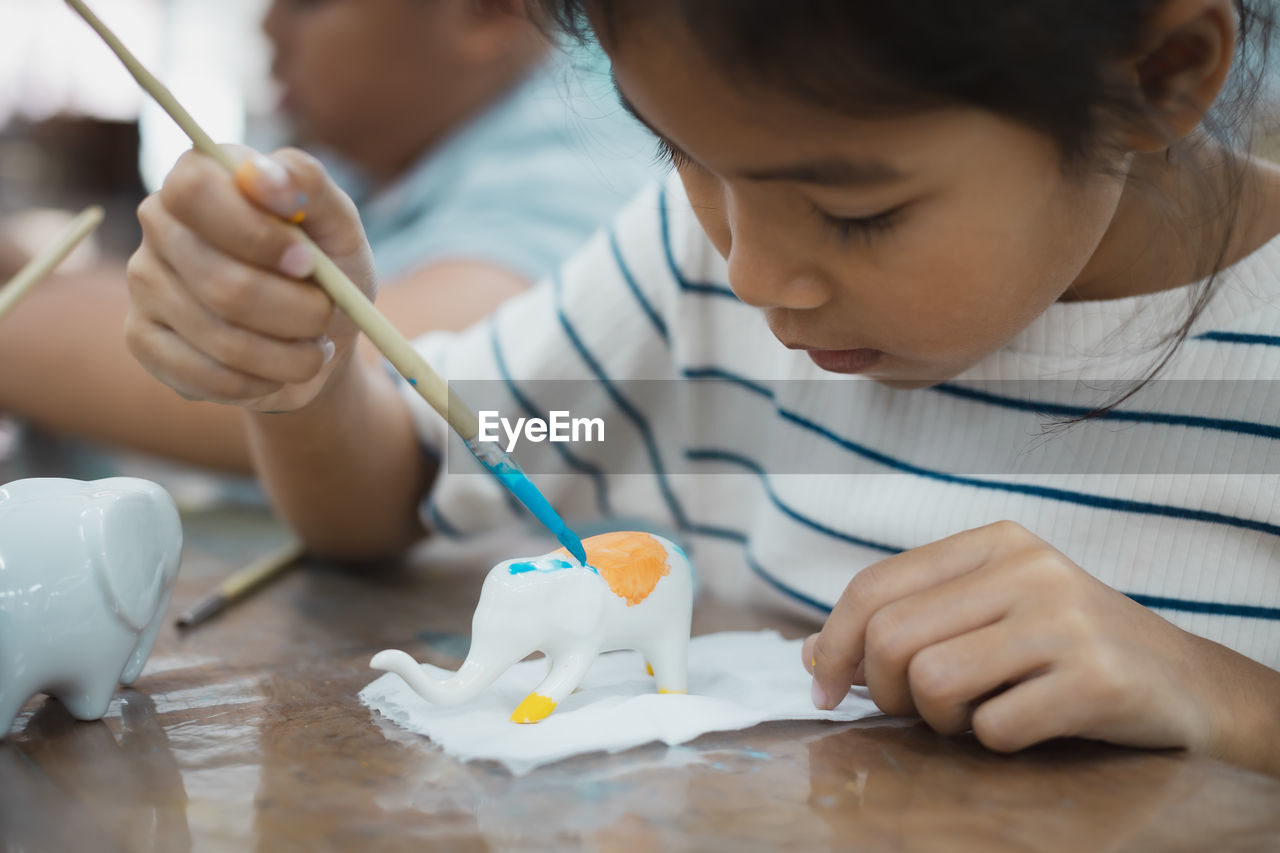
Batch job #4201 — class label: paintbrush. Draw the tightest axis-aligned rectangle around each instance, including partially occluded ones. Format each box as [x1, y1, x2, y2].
[0, 206, 104, 325]
[64, 0, 587, 563]
[176, 540, 304, 629]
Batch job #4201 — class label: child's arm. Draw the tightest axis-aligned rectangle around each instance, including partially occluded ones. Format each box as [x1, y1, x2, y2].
[0, 256, 526, 476]
[127, 147, 429, 559]
[241, 355, 430, 560]
[804, 521, 1280, 775]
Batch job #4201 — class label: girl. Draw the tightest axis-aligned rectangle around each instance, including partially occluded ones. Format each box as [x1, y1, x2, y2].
[124, 0, 1280, 772]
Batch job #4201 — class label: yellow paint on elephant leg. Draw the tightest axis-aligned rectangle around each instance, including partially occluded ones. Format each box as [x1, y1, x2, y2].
[657, 688, 686, 695]
[510, 693, 557, 724]
[645, 662, 654, 677]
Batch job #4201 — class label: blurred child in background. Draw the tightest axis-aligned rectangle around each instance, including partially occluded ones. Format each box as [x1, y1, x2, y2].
[0, 0, 654, 472]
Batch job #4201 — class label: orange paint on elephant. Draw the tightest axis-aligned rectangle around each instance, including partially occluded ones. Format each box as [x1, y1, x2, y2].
[558, 531, 670, 606]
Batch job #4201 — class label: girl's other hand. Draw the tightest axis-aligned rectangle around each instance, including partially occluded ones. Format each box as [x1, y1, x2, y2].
[125, 146, 377, 413]
[803, 521, 1279, 769]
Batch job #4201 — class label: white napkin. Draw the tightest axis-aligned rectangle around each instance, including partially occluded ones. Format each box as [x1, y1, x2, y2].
[360, 630, 882, 775]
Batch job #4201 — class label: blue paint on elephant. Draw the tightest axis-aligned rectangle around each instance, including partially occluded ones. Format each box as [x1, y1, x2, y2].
[508, 557, 601, 576]
[508, 558, 576, 575]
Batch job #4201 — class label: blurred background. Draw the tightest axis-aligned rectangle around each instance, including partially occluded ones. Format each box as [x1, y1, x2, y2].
[0, 0, 272, 261]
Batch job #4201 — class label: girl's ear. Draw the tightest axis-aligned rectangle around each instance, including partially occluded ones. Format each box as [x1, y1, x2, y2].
[1121, 0, 1237, 152]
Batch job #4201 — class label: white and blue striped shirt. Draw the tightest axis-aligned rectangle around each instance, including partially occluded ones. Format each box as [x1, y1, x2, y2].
[403, 177, 1280, 668]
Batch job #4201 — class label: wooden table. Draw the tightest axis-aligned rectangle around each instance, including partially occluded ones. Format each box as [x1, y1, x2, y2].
[3, 457, 1280, 851]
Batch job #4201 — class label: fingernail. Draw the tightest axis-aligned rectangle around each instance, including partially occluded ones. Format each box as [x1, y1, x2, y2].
[321, 339, 335, 364]
[279, 243, 314, 278]
[237, 154, 307, 220]
[811, 678, 830, 710]
[250, 153, 289, 190]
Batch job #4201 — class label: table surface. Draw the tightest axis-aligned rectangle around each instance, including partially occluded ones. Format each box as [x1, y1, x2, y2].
[3, 452, 1280, 851]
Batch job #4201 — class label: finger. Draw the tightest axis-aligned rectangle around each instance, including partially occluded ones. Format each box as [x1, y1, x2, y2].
[231, 146, 309, 223]
[968, 668, 1090, 753]
[811, 520, 1041, 709]
[975, 650, 1199, 754]
[235, 147, 372, 279]
[862, 554, 1025, 715]
[126, 316, 283, 405]
[157, 278, 332, 386]
[160, 149, 319, 283]
[905, 620, 1054, 735]
[138, 193, 334, 341]
[127, 241, 331, 386]
[803, 633, 866, 684]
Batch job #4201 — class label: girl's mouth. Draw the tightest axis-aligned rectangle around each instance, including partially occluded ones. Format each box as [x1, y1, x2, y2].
[804, 348, 884, 374]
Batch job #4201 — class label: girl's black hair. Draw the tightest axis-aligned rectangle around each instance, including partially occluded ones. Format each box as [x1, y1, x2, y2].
[535, 0, 1276, 416]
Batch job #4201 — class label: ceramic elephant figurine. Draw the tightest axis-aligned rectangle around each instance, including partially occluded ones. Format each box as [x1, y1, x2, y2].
[371, 531, 693, 723]
[0, 477, 182, 736]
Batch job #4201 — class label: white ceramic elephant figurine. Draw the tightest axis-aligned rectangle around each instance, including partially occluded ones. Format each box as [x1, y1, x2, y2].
[371, 531, 693, 723]
[0, 477, 183, 736]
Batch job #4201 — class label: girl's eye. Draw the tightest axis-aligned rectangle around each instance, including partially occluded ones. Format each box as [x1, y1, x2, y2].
[654, 133, 903, 244]
[654, 137, 695, 172]
[821, 205, 904, 244]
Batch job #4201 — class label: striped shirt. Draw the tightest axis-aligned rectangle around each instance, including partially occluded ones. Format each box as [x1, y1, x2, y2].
[402, 176, 1280, 668]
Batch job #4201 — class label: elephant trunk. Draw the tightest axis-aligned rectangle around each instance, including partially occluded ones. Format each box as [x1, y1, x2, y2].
[369, 648, 510, 707]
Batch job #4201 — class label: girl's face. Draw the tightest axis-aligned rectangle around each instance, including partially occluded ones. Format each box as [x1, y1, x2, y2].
[262, 0, 481, 168]
[607, 17, 1132, 387]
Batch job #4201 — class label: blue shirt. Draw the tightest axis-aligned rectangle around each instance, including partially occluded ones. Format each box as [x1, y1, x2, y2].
[328, 48, 660, 283]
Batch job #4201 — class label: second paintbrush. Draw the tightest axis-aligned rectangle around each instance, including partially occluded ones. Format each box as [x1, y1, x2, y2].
[176, 540, 305, 629]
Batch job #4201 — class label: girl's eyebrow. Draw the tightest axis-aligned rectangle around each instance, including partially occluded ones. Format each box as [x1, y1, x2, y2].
[614, 83, 907, 188]
[739, 158, 905, 187]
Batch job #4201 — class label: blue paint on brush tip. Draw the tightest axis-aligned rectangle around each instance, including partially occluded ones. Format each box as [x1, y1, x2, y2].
[408, 378, 418, 387]
[467, 441, 588, 564]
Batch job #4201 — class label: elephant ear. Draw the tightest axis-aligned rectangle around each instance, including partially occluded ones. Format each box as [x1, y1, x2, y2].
[86, 491, 170, 633]
[555, 571, 605, 637]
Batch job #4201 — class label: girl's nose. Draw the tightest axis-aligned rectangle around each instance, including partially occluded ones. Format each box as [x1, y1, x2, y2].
[719, 190, 831, 310]
[726, 238, 830, 311]
[687, 179, 832, 311]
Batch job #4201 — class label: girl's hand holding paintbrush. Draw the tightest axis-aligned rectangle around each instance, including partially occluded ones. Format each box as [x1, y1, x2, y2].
[129, 146, 374, 413]
[129, 147, 428, 559]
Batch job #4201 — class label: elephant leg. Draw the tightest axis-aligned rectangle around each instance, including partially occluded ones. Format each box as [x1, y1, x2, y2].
[121, 583, 176, 685]
[510, 651, 596, 724]
[645, 634, 689, 695]
[56, 676, 119, 721]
